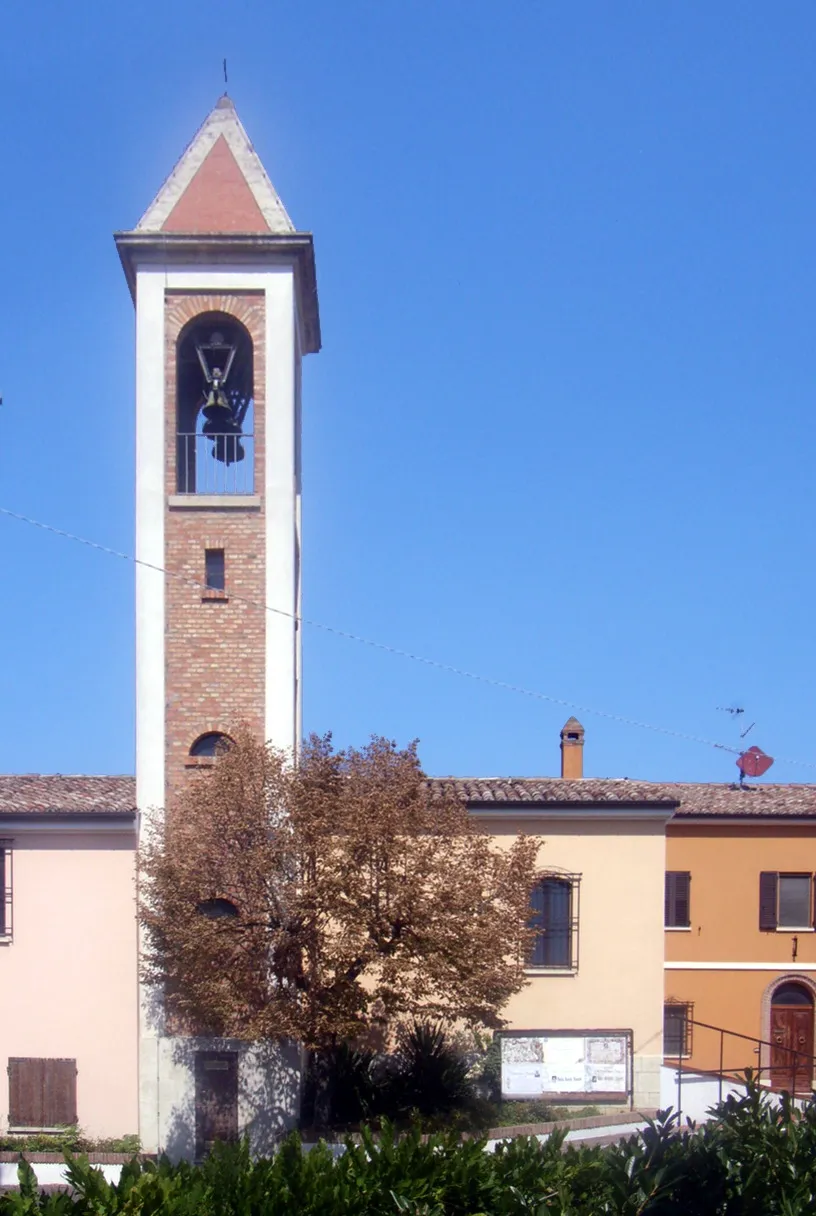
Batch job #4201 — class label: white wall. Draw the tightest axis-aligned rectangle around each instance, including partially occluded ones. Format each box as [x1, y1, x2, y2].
[134, 262, 304, 1156]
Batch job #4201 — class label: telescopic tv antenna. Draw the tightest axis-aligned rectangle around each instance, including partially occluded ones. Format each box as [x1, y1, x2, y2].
[717, 705, 774, 784]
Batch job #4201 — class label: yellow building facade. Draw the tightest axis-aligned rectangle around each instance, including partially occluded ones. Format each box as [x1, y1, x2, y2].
[441, 724, 677, 1110]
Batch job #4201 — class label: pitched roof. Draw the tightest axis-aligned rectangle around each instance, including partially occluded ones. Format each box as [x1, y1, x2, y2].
[431, 777, 816, 819]
[433, 777, 678, 806]
[664, 782, 816, 818]
[0, 775, 136, 816]
[135, 95, 294, 235]
[3, 773, 814, 820]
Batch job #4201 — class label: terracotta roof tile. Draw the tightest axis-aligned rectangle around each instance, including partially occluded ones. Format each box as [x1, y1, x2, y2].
[3, 772, 815, 820]
[0, 775, 136, 815]
[430, 777, 816, 819]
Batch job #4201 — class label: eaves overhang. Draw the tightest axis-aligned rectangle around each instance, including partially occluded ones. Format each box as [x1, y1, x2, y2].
[113, 230, 321, 355]
[0, 811, 137, 836]
[467, 801, 678, 823]
[670, 814, 816, 826]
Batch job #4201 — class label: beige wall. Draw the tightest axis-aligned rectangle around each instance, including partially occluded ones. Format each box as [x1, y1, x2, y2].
[0, 823, 138, 1138]
[481, 813, 669, 1108]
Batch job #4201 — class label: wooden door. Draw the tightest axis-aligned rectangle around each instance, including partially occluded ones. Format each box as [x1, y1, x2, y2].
[195, 1052, 238, 1158]
[770, 1006, 814, 1092]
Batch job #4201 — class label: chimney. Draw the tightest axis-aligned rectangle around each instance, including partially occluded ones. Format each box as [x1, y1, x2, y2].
[560, 717, 585, 779]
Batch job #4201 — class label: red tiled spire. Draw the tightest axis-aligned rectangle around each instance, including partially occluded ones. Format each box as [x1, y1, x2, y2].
[134, 95, 294, 236]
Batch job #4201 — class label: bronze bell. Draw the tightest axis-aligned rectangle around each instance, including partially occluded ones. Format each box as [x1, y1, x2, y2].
[203, 412, 245, 464]
[201, 369, 234, 430]
[213, 433, 246, 465]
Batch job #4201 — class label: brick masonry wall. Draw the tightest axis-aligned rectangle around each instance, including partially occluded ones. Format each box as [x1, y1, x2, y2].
[163, 292, 266, 804]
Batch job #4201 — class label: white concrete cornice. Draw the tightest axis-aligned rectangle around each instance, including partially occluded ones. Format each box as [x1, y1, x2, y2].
[0, 814, 136, 837]
[113, 242, 321, 356]
[469, 806, 674, 823]
[671, 817, 816, 827]
[135, 97, 294, 235]
[665, 962, 816, 971]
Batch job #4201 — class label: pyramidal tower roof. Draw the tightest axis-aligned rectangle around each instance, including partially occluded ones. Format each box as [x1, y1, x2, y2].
[116, 96, 320, 352]
[136, 95, 295, 235]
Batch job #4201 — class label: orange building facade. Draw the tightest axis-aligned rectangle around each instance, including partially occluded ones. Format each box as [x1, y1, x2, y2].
[664, 785, 816, 1090]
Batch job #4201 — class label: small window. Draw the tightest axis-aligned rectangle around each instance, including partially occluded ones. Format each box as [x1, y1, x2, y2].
[760, 872, 814, 930]
[204, 549, 225, 593]
[779, 875, 812, 928]
[8, 1059, 77, 1128]
[772, 982, 814, 1007]
[0, 841, 12, 940]
[189, 733, 232, 759]
[664, 1002, 693, 1058]
[196, 898, 239, 919]
[665, 872, 691, 928]
[528, 874, 580, 971]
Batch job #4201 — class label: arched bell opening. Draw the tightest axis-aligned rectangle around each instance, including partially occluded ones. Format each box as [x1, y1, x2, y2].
[176, 313, 255, 494]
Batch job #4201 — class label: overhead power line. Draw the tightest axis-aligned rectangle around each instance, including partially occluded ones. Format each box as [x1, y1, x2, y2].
[2, 504, 814, 772]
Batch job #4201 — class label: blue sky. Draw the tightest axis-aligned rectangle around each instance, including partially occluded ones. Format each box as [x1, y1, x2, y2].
[1, 1, 815, 782]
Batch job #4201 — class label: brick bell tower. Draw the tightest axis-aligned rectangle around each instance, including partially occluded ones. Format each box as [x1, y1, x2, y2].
[116, 96, 320, 1155]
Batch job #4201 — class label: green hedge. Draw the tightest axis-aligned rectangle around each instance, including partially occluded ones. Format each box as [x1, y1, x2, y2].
[5, 1079, 816, 1214]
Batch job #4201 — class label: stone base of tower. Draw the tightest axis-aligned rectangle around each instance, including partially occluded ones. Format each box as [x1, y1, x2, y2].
[138, 1030, 303, 1160]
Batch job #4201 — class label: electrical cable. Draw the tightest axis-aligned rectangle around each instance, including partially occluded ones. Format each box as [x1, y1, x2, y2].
[2, 504, 814, 772]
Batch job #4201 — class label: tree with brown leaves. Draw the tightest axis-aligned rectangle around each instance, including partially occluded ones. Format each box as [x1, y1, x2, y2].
[140, 728, 539, 1049]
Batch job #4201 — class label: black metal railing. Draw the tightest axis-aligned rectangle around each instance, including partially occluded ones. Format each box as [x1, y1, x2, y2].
[667, 1017, 816, 1116]
[176, 433, 255, 495]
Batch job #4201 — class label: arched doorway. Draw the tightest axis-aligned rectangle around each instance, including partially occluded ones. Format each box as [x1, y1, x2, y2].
[770, 981, 814, 1092]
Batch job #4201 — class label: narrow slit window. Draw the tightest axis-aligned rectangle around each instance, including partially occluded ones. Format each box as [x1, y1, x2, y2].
[205, 549, 225, 593]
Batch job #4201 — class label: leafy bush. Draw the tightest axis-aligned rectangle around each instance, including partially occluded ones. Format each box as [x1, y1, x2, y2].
[0, 1131, 140, 1154]
[306, 1021, 490, 1131]
[492, 1101, 601, 1127]
[13, 1077, 816, 1214]
[305, 1042, 385, 1129]
[386, 1021, 474, 1120]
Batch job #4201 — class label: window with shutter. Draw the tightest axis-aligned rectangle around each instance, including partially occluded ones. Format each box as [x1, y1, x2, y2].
[778, 874, 813, 928]
[665, 872, 691, 928]
[759, 872, 779, 930]
[0, 840, 12, 940]
[663, 1002, 693, 1057]
[8, 1058, 77, 1128]
[528, 874, 580, 971]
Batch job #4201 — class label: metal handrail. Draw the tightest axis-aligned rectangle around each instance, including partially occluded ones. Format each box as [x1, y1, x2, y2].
[176, 432, 255, 496]
[667, 1017, 816, 1118]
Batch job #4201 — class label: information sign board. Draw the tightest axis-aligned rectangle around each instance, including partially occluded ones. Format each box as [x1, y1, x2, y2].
[500, 1032, 630, 1099]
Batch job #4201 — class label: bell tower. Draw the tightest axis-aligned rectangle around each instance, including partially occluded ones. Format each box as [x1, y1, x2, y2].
[116, 96, 320, 1155]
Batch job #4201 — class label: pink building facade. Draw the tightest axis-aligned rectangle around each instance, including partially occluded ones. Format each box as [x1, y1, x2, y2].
[0, 777, 138, 1138]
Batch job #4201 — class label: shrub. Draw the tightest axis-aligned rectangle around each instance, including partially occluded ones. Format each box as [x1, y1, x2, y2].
[491, 1100, 601, 1127]
[13, 1077, 816, 1215]
[0, 1130, 140, 1154]
[386, 1021, 474, 1121]
[306, 1042, 385, 1129]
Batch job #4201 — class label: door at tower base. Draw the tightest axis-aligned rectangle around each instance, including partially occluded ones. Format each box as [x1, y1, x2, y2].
[195, 1052, 238, 1160]
[500, 1030, 631, 1100]
[141, 1037, 303, 1161]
